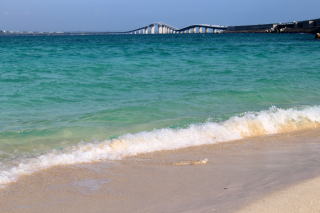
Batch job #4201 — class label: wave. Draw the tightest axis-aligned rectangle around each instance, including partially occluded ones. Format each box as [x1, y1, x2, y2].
[1, 106, 320, 187]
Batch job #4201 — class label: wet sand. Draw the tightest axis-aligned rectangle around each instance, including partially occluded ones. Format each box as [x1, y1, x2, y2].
[1, 129, 320, 213]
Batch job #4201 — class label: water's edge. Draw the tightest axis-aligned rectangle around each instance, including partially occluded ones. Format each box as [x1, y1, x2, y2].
[1, 105, 320, 187]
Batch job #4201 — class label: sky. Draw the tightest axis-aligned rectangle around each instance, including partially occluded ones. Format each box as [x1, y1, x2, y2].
[1, 0, 319, 32]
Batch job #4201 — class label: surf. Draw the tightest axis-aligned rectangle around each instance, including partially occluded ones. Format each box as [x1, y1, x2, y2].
[1, 105, 320, 187]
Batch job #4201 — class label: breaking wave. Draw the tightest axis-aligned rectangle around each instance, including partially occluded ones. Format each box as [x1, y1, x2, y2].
[1, 106, 320, 187]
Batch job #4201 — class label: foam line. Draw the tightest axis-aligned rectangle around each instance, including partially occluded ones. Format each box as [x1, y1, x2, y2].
[1, 106, 320, 187]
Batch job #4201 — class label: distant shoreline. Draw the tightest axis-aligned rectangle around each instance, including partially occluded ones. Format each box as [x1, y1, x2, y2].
[1, 18, 319, 36]
[0, 31, 318, 37]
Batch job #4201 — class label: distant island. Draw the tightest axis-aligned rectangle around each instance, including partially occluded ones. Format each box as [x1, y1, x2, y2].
[1, 18, 319, 36]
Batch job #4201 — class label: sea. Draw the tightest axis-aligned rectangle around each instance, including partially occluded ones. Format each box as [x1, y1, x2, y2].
[0, 33, 320, 186]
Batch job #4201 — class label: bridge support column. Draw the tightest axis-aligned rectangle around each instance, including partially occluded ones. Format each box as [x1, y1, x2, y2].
[199, 27, 203, 33]
[205, 28, 209, 33]
[151, 25, 155, 34]
[159, 25, 163, 34]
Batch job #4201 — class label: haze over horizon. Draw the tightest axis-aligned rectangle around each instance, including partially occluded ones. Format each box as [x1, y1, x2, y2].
[1, 0, 319, 32]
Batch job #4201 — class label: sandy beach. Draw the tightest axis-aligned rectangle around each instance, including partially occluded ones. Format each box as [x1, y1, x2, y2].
[238, 176, 320, 213]
[1, 129, 320, 213]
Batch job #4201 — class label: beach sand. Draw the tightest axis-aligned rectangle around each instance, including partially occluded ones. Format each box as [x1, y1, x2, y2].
[237, 176, 320, 213]
[1, 129, 320, 213]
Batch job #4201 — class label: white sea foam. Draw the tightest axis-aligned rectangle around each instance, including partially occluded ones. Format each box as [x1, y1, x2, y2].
[1, 106, 320, 187]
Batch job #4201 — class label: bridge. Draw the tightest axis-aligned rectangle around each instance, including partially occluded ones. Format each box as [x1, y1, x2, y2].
[1, 19, 318, 36]
[125, 23, 227, 34]
[119, 19, 320, 35]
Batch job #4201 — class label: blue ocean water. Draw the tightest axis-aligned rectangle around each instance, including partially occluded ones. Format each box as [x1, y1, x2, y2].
[0, 33, 320, 184]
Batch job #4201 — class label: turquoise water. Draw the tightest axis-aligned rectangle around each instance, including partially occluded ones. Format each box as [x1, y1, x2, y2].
[0, 33, 320, 175]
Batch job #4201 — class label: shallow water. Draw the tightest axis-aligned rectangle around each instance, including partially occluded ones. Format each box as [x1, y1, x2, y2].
[0, 33, 320, 185]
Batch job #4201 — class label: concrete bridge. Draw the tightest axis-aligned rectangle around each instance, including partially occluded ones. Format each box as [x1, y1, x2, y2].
[121, 18, 320, 35]
[125, 23, 227, 34]
[1, 18, 318, 36]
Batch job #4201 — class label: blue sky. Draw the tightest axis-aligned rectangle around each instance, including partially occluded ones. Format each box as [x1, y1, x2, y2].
[1, 0, 319, 32]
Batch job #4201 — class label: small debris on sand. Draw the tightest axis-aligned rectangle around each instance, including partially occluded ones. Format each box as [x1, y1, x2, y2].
[173, 158, 208, 166]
